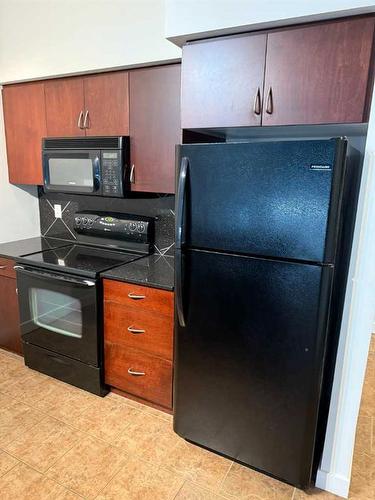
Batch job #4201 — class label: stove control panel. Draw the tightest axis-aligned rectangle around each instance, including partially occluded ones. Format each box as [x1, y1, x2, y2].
[74, 212, 153, 244]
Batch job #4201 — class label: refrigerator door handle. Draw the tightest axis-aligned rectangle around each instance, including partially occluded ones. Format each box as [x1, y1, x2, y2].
[176, 156, 189, 250]
[175, 249, 185, 327]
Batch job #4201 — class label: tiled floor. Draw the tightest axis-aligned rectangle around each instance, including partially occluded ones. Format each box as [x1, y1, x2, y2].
[0, 343, 373, 500]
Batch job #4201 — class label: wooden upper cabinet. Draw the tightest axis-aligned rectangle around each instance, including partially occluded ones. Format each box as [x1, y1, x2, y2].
[262, 17, 375, 126]
[129, 64, 181, 194]
[181, 34, 267, 128]
[45, 72, 129, 137]
[84, 72, 129, 136]
[45, 77, 85, 136]
[2, 82, 46, 185]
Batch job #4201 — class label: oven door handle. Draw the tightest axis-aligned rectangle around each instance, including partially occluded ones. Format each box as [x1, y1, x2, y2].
[14, 265, 96, 287]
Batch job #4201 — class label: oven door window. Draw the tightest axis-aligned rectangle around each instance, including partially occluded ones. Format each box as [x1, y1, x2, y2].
[30, 288, 83, 339]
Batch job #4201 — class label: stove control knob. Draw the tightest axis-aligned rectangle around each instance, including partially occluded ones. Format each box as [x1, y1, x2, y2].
[130, 222, 137, 231]
[82, 217, 88, 225]
[75, 217, 81, 225]
[137, 223, 146, 233]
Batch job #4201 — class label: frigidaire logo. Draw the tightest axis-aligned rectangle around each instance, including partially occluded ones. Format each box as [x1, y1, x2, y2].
[310, 164, 332, 170]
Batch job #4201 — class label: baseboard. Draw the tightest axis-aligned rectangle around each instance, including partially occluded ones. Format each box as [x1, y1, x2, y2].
[315, 469, 350, 498]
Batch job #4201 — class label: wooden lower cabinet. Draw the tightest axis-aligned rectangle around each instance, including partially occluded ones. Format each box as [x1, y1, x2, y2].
[104, 343, 172, 408]
[103, 279, 174, 409]
[0, 269, 22, 355]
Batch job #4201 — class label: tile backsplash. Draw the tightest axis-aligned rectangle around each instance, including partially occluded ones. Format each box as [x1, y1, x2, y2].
[38, 189, 175, 256]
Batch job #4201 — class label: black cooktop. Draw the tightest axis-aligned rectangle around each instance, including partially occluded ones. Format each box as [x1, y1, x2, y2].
[17, 244, 145, 278]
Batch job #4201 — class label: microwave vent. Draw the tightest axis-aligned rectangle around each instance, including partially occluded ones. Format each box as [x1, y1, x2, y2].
[43, 137, 124, 149]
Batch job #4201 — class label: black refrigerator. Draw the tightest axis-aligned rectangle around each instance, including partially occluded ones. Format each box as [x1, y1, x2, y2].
[173, 138, 362, 489]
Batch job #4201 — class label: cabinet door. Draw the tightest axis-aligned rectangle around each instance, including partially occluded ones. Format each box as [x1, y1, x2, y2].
[2, 82, 46, 185]
[0, 276, 22, 355]
[129, 64, 181, 194]
[84, 72, 129, 136]
[45, 77, 85, 136]
[181, 34, 267, 128]
[263, 17, 375, 126]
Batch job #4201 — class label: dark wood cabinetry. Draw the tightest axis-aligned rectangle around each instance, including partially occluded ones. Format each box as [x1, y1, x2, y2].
[181, 16, 375, 129]
[103, 279, 174, 409]
[45, 72, 129, 137]
[182, 35, 267, 128]
[129, 64, 181, 193]
[84, 72, 129, 136]
[263, 17, 375, 126]
[2, 82, 47, 185]
[45, 78, 85, 137]
[0, 258, 22, 355]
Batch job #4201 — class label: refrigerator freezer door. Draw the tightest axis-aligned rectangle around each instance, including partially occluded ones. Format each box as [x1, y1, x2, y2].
[173, 249, 333, 487]
[178, 139, 345, 263]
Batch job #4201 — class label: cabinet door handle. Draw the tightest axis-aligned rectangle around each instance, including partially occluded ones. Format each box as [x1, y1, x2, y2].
[0, 265, 6, 270]
[128, 368, 145, 376]
[130, 164, 135, 184]
[253, 87, 261, 115]
[77, 110, 84, 129]
[83, 110, 89, 129]
[128, 293, 146, 300]
[266, 86, 273, 114]
[127, 326, 145, 334]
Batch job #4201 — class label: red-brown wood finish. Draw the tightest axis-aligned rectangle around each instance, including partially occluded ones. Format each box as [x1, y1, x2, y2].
[2, 82, 47, 185]
[104, 342, 173, 408]
[262, 17, 375, 126]
[0, 257, 16, 279]
[0, 275, 22, 355]
[129, 64, 181, 194]
[181, 34, 267, 128]
[103, 279, 174, 317]
[45, 77, 85, 136]
[104, 301, 173, 360]
[84, 72, 129, 136]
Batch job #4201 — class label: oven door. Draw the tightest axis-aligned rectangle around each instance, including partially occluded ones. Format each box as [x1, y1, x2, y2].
[16, 266, 99, 366]
[43, 149, 101, 195]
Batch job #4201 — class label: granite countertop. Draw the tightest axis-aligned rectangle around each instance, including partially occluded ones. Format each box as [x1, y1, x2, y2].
[101, 253, 174, 291]
[0, 236, 71, 259]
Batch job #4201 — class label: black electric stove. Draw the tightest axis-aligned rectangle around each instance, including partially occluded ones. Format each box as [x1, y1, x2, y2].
[15, 211, 155, 396]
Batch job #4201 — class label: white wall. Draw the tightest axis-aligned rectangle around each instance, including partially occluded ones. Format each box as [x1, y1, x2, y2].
[166, 0, 375, 45]
[0, 0, 181, 83]
[0, 91, 40, 243]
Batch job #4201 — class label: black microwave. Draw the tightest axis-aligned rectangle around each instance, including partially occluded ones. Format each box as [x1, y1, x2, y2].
[42, 136, 129, 197]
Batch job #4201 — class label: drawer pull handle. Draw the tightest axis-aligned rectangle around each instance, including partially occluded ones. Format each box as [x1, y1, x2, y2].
[127, 326, 145, 334]
[0, 265, 6, 270]
[128, 368, 145, 376]
[128, 293, 146, 300]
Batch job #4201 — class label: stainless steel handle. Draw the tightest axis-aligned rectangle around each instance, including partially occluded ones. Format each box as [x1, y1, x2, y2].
[128, 368, 145, 376]
[127, 326, 145, 334]
[77, 110, 84, 129]
[83, 110, 89, 129]
[253, 87, 261, 115]
[15, 265, 96, 287]
[0, 265, 6, 270]
[130, 164, 135, 184]
[266, 86, 273, 114]
[83, 280, 96, 287]
[128, 293, 146, 300]
[13, 265, 24, 270]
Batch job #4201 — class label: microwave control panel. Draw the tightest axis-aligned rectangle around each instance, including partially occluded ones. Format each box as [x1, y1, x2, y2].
[74, 212, 153, 244]
[101, 151, 124, 197]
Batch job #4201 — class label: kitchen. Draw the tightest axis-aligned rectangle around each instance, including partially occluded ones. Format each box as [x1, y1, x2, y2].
[0, 1, 374, 499]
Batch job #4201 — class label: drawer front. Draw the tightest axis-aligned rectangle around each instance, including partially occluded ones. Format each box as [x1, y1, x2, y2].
[0, 257, 16, 279]
[104, 342, 172, 408]
[104, 301, 173, 360]
[103, 279, 173, 317]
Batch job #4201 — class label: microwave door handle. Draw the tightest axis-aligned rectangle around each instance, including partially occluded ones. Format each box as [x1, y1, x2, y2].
[93, 156, 101, 191]
[14, 266, 96, 287]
